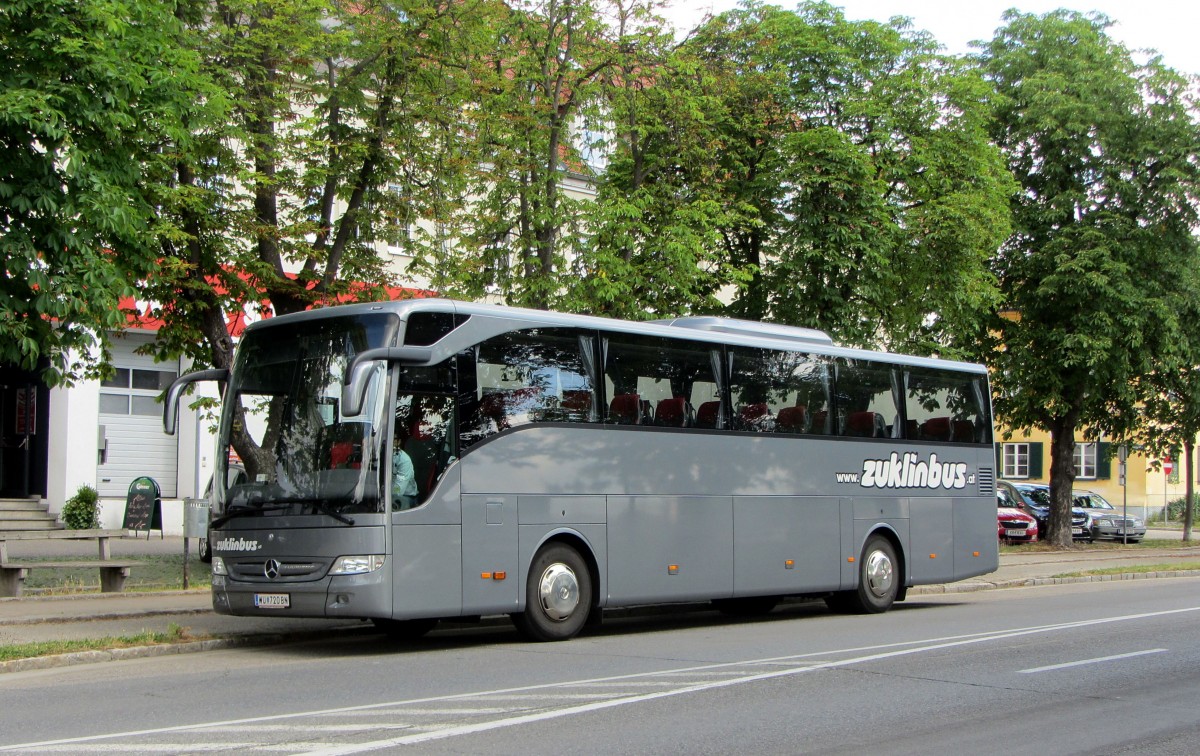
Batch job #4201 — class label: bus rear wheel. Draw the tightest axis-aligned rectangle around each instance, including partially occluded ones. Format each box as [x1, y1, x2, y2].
[825, 534, 899, 614]
[513, 543, 593, 642]
[372, 617, 438, 640]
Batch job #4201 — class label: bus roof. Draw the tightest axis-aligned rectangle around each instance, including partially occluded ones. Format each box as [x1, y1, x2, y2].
[248, 297, 987, 374]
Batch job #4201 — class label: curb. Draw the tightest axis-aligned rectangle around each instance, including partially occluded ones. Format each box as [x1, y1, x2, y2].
[0, 628, 360, 675]
[909, 567, 1200, 594]
[0, 607, 212, 627]
[5, 568, 1200, 674]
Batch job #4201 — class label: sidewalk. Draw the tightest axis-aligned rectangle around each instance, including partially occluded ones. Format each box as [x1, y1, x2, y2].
[3, 531, 1200, 672]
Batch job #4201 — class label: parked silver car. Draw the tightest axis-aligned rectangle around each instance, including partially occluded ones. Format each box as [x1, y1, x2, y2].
[1074, 491, 1146, 543]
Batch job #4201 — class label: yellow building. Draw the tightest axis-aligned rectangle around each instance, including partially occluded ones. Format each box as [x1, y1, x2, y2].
[995, 428, 1192, 522]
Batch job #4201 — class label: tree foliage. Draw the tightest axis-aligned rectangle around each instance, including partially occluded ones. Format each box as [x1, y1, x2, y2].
[980, 10, 1200, 545]
[143, 0, 492, 374]
[593, 1, 1014, 352]
[0, 0, 206, 384]
[564, 1, 750, 319]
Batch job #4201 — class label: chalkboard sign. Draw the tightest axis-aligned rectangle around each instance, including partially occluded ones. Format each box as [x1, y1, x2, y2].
[123, 476, 163, 538]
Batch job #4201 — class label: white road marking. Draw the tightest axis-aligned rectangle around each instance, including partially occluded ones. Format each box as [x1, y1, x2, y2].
[4, 606, 1198, 754]
[1018, 648, 1168, 674]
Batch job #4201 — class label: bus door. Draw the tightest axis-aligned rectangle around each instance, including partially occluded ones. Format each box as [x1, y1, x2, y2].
[389, 392, 464, 619]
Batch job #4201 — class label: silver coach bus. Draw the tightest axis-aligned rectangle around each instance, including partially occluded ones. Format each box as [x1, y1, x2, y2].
[164, 298, 998, 641]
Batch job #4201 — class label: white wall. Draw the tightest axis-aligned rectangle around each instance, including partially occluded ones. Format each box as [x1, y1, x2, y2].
[45, 379, 100, 516]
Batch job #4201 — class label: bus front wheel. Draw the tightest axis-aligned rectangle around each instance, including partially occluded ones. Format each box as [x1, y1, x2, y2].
[513, 543, 593, 642]
[826, 534, 899, 614]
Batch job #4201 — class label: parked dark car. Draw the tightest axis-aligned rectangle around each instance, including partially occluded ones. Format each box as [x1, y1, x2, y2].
[1074, 491, 1146, 543]
[997, 481, 1089, 540]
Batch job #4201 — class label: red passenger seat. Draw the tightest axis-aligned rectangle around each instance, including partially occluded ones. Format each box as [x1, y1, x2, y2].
[655, 397, 689, 427]
[695, 401, 721, 429]
[952, 420, 976, 442]
[920, 417, 952, 442]
[776, 405, 808, 433]
[561, 389, 593, 416]
[609, 393, 643, 425]
[847, 411, 884, 438]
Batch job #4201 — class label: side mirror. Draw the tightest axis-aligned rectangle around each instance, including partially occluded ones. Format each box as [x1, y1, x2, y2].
[163, 369, 229, 435]
[341, 346, 434, 416]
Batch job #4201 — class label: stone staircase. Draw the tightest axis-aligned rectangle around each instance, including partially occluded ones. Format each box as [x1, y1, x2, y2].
[0, 498, 61, 532]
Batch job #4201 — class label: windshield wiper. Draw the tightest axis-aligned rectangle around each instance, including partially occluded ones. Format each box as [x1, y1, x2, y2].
[309, 500, 355, 526]
[210, 503, 291, 530]
[211, 498, 356, 528]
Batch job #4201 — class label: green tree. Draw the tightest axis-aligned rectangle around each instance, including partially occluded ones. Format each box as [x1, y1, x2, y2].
[649, 2, 1012, 352]
[419, 0, 613, 310]
[568, 1, 749, 319]
[1138, 260, 1200, 541]
[980, 10, 1200, 546]
[144, 0, 491, 375]
[0, 0, 207, 383]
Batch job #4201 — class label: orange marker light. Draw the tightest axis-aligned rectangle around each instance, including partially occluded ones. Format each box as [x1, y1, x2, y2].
[668, 564, 680, 575]
[847, 556, 855, 563]
[481, 572, 492, 580]
[973, 551, 980, 557]
[929, 554, 937, 559]
[493, 571, 506, 581]
[785, 559, 795, 569]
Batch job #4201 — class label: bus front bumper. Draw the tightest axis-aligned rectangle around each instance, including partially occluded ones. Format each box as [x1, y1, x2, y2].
[212, 569, 390, 619]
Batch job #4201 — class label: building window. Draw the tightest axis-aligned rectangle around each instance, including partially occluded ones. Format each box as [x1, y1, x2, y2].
[1003, 443, 1030, 478]
[99, 368, 178, 416]
[1074, 442, 1097, 479]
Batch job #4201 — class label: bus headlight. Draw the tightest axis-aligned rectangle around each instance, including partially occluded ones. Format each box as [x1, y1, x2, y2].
[211, 557, 228, 576]
[329, 555, 386, 575]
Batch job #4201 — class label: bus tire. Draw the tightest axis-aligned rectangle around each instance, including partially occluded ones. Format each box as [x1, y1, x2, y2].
[826, 534, 899, 614]
[513, 543, 592, 642]
[372, 617, 438, 640]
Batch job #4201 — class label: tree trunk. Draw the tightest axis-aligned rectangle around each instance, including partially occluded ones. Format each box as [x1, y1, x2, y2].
[1046, 417, 1078, 547]
[1185, 439, 1194, 542]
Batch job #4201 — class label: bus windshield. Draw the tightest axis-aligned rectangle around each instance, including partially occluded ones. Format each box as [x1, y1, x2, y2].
[214, 314, 397, 519]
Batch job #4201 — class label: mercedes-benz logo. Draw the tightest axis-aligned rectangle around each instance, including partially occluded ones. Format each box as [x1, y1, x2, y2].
[264, 559, 281, 580]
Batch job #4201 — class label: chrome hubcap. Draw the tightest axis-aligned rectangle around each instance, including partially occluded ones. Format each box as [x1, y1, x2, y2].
[538, 563, 580, 622]
[864, 549, 894, 599]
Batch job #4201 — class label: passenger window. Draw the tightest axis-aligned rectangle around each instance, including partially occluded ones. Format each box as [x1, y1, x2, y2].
[461, 328, 597, 445]
[729, 348, 831, 434]
[903, 368, 990, 444]
[603, 334, 721, 428]
[834, 360, 898, 439]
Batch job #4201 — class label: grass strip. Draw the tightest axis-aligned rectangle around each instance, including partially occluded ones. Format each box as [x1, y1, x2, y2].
[1000, 538, 1200, 554]
[0, 623, 206, 662]
[1052, 562, 1200, 579]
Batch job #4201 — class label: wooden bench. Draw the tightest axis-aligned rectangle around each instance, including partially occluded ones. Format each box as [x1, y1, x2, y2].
[0, 529, 136, 597]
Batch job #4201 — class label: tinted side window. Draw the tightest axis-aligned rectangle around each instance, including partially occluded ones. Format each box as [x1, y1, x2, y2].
[834, 360, 898, 439]
[404, 312, 467, 346]
[461, 329, 597, 445]
[729, 348, 831, 434]
[603, 334, 721, 428]
[902, 367, 991, 444]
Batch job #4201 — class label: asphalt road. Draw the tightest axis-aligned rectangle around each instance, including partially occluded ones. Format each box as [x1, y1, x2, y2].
[3, 577, 1200, 755]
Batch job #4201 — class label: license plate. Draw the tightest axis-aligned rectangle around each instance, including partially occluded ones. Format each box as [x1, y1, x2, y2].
[1005, 529, 1027, 537]
[255, 593, 290, 609]
[1071, 527, 1084, 535]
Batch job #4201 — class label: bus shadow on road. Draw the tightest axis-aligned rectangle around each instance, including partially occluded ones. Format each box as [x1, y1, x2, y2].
[256, 596, 962, 660]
